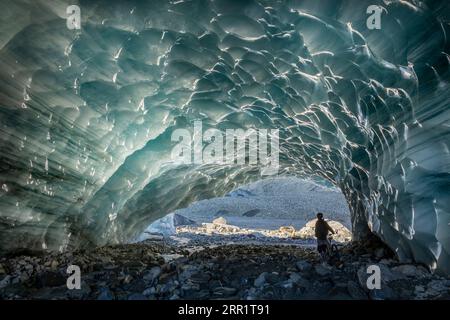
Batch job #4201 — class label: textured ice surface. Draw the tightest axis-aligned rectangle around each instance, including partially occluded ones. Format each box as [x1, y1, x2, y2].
[0, 0, 449, 273]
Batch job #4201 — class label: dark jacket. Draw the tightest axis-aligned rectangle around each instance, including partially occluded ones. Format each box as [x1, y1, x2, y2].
[315, 219, 334, 240]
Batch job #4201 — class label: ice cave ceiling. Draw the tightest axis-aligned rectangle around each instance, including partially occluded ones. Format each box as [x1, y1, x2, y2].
[0, 0, 449, 274]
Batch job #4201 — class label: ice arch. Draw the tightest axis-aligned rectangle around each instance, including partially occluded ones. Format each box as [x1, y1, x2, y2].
[0, 0, 449, 274]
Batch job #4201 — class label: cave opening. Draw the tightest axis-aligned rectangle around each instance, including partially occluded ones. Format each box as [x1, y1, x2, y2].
[137, 176, 354, 248]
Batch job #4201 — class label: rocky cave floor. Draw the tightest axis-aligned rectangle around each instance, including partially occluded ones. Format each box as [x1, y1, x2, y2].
[1, 234, 450, 300]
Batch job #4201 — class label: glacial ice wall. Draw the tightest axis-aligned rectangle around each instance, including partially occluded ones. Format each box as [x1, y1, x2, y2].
[0, 0, 449, 273]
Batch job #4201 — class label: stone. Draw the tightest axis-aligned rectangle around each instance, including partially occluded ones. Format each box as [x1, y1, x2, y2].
[374, 248, 385, 259]
[295, 260, 312, 272]
[50, 260, 59, 270]
[97, 288, 114, 300]
[278, 226, 296, 236]
[204, 223, 217, 233]
[193, 290, 211, 299]
[392, 264, 429, 278]
[142, 232, 164, 241]
[254, 272, 268, 287]
[143, 266, 161, 284]
[190, 272, 211, 284]
[0, 275, 11, 289]
[415, 285, 425, 293]
[20, 272, 29, 282]
[347, 281, 367, 300]
[379, 259, 394, 265]
[35, 271, 66, 288]
[161, 254, 183, 263]
[369, 285, 397, 300]
[142, 287, 156, 296]
[123, 274, 133, 284]
[289, 273, 302, 284]
[158, 280, 177, 294]
[426, 279, 450, 294]
[24, 264, 33, 271]
[213, 217, 227, 225]
[208, 279, 222, 290]
[265, 272, 280, 284]
[181, 283, 200, 296]
[33, 286, 68, 300]
[314, 264, 331, 276]
[288, 273, 310, 289]
[213, 287, 237, 297]
[68, 281, 91, 299]
[178, 265, 199, 282]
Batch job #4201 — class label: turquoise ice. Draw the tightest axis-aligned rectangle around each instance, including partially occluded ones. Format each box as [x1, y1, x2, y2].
[0, 0, 449, 274]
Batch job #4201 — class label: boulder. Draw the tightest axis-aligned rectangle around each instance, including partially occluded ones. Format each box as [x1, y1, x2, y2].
[369, 286, 397, 300]
[347, 281, 368, 299]
[213, 217, 227, 225]
[278, 226, 296, 236]
[295, 260, 312, 272]
[142, 232, 164, 241]
[254, 272, 268, 287]
[213, 287, 237, 297]
[0, 275, 11, 289]
[97, 287, 114, 300]
[67, 281, 91, 299]
[143, 266, 161, 284]
[314, 264, 332, 276]
[391, 264, 427, 277]
[35, 271, 66, 288]
[288, 273, 310, 289]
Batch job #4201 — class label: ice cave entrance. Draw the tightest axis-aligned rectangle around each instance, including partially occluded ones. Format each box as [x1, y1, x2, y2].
[136, 177, 352, 246]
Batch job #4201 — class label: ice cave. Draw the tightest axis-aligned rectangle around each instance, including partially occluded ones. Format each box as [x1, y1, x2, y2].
[0, 0, 449, 277]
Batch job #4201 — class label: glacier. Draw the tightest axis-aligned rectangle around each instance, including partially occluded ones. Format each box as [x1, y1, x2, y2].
[0, 0, 449, 274]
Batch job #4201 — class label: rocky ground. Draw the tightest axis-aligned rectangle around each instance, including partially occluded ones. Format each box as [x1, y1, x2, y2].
[0, 222, 449, 300]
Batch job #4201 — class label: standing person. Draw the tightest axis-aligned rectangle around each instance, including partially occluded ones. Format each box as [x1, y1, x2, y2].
[315, 212, 335, 258]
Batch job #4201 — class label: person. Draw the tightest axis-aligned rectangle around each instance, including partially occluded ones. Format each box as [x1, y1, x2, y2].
[315, 212, 335, 255]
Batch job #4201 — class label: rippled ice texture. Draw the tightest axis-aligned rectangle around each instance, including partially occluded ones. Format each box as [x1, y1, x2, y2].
[0, 0, 449, 274]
